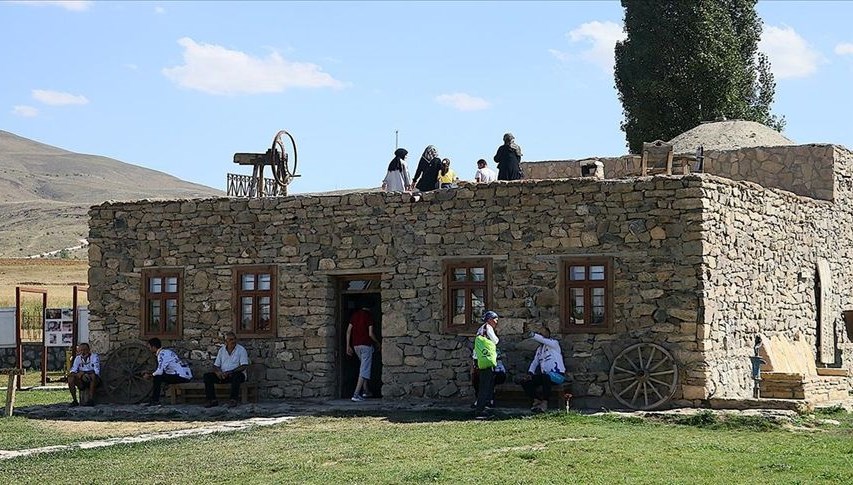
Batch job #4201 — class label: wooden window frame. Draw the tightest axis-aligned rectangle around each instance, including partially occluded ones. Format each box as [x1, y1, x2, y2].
[560, 257, 614, 333]
[232, 265, 278, 338]
[443, 258, 492, 334]
[140, 268, 183, 338]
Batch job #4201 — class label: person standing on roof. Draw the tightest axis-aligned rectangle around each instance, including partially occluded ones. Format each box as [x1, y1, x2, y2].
[412, 145, 442, 192]
[474, 158, 497, 183]
[494, 132, 524, 181]
[382, 148, 411, 192]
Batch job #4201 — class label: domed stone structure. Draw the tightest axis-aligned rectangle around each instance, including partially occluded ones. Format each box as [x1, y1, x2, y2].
[668, 119, 794, 154]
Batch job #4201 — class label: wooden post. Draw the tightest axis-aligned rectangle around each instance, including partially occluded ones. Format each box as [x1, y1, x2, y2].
[2, 368, 25, 417]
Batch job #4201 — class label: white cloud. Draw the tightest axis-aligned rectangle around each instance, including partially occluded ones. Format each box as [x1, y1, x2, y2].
[559, 21, 626, 73]
[434, 93, 491, 112]
[154, 6, 165, 14]
[12, 105, 39, 117]
[760, 25, 823, 79]
[32, 89, 89, 106]
[835, 43, 853, 56]
[162, 37, 345, 95]
[547, 49, 571, 62]
[10, 1, 92, 11]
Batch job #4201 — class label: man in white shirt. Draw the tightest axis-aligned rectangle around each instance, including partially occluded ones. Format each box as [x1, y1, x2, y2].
[143, 337, 193, 406]
[474, 159, 497, 183]
[203, 332, 250, 407]
[67, 342, 100, 407]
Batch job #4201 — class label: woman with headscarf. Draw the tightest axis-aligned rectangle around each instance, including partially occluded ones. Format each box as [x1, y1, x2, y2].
[412, 145, 442, 192]
[494, 132, 524, 181]
[382, 148, 411, 192]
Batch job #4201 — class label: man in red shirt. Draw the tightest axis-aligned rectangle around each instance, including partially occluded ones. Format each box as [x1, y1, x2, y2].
[346, 306, 380, 401]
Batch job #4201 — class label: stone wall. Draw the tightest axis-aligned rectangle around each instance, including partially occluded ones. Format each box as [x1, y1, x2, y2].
[522, 144, 837, 201]
[701, 144, 836, 201]
[89, 177, 709, 404]
[0, 345, 68, 371]
[698, 148, 853, 400]
[521, 156, 642, 180]
[88, 146, 853, 405]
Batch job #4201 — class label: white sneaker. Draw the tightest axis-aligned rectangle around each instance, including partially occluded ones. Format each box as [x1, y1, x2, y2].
[351, 395, 365, 402]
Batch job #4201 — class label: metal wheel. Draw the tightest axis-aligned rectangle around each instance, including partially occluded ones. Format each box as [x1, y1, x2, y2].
[101, 342, 155, 404]
[609, 342, 678, 410]
[270, 130, 298, 189]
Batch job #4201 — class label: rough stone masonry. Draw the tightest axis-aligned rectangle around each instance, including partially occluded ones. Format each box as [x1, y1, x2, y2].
[87, 143, 853, 408]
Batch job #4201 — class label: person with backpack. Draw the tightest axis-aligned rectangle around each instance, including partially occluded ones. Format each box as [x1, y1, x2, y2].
[472, 310, 500, 418]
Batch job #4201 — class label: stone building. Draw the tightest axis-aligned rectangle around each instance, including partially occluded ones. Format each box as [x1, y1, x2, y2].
[87, 132, 853, 409]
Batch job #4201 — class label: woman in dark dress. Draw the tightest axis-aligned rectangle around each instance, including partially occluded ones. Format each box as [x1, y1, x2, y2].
[494, 132, 523, 181]
[412, 145, 442, 192]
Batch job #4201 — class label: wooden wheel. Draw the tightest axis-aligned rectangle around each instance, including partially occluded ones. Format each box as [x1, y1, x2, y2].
[609, 342, 678, 410]
[101, 342, 155, 404]
[270, 130, 299, 189]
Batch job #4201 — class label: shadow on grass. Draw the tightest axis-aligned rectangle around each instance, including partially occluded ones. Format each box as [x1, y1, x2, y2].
[312, 408, 525, 423]
[13, 401, 545, 424]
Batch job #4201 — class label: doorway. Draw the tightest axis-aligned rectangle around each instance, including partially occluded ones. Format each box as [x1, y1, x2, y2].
[337, 276, 382, 399]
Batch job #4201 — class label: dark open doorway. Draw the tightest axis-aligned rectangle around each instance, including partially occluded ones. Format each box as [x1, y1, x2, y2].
[337, 276, 382, 399]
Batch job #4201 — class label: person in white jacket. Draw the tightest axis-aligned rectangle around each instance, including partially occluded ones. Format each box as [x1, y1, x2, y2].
[143, 337, 193, 406]
[521, 327, 566, 413]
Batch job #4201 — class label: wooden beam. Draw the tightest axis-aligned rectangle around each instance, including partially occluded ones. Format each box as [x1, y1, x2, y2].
[1, 368, 25, 417]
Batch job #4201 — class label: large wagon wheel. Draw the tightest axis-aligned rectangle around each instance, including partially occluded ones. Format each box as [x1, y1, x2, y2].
[269, 129, 299, 190]
[609, 342, 678, 410]
[101, 342, 155, 404]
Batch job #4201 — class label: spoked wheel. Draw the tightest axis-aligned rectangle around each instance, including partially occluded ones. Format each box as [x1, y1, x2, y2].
[269, 130, 299, 190]
[609, 342, 678, 410]
[101, 342, 155, 404]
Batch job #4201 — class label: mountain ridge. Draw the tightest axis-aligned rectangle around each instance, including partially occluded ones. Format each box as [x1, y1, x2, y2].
[0, 130, 224, 257]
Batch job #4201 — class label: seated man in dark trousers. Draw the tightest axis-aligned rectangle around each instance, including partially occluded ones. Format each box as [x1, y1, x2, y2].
[203, 332, 250, 407]
[142, 337, 193, 406]
[67, 342, 100, 407]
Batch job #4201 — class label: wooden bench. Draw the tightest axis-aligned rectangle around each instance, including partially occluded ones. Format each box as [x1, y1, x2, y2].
[166, 381, 259, 405]
[166, 364, 263, 405]
[495, 383, 571, 411]
[2, 368, 25, 417]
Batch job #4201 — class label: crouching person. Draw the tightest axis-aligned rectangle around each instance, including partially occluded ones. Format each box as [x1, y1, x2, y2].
[521, 326, 566, 413]
[203, 332, 250, 407]
[143, 338, 192, 406]
[67, 342, 100, 407]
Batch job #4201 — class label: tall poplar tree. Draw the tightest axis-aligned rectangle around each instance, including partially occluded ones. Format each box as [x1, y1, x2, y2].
[614, 0, 784, 153]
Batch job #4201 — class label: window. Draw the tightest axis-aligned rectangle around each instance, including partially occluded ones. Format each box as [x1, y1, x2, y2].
[141, 269, 182, 338]
[233, 265, 277, 337]
[444, 259, 492, 333]
[561, 258, 614, 333]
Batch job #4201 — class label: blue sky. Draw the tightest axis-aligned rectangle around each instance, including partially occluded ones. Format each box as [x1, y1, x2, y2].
[2, 1, 852, 194]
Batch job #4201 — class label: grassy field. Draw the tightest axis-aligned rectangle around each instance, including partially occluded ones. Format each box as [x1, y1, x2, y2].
[0, 258, 88, 307]
[1, 391, 851, 484]
[1, 389, 215, 450]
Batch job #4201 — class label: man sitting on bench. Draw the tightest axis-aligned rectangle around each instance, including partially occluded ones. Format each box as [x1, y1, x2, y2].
[67, 342, 100, 407]
[203, 332, 250, 408]
[142, 338, 192, 406]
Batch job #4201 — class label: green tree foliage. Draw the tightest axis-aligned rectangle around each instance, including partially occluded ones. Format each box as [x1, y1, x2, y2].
[614, 0, 784, 153]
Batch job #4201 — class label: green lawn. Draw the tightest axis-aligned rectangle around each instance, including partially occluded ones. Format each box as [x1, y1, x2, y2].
[1, 410, 851, 484]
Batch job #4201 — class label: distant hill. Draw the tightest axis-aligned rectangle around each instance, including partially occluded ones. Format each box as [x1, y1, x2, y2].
[0, 130, 224, 258]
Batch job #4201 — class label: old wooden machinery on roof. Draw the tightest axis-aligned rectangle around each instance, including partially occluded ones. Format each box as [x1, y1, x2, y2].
[228, 130, 300, 197]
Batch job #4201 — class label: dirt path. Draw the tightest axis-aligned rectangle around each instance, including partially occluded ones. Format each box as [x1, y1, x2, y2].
[0, 416, 295, 460]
